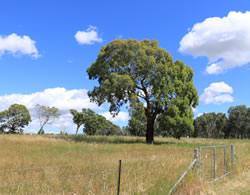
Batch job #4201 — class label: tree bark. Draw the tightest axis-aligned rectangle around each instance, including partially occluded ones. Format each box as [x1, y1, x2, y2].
[75, 125, 80, 136]
[146, 115, 155, 144]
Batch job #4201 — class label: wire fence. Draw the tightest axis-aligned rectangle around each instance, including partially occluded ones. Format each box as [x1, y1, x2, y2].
[0, 158, 172, 194]
[168, 145, 235, 194]
[0, 145, 235, 194]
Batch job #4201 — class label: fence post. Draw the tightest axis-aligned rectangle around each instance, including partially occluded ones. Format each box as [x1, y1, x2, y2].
[213, 147, 216, 179]
[231, 145, 235, 169]
[194, 149, 198, 160]
[117, 160, 122, 195]
[194, 149, 198, 170]
[200, 148, 202, 179]
[224, 147, 227, 174]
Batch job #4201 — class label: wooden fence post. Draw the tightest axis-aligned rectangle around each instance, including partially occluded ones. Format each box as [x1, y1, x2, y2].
[231, 145, 235, 169]
[213, 147, 216, 179]
[200, 148, 202, 179]
[194, 149, 199, 170]
[194, 149, 198, 160]
[224, 147, 227, 174]
[117, 160, 122, 195]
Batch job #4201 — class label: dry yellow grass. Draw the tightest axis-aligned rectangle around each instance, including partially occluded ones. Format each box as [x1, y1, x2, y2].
[0, 135, 249, 194]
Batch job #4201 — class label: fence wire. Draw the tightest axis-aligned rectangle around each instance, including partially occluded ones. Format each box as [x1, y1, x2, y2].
[0, 161, 113, 173]
[0, 168, 116, 189]
[0, 158, 169, 194]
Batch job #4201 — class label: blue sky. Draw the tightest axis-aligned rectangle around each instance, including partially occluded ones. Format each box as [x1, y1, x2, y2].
[1, 0, 250, 133]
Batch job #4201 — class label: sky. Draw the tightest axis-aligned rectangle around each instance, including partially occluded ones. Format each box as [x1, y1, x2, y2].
[1, 0, 250, 134]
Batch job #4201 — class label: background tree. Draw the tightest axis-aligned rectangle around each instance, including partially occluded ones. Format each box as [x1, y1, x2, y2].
[96, 120, 121, 136]
[194, 112, 226, 138]
[0, 104, 31, 134]
[226, 105, 249, 138]
[35, 104, 60, 134]
[87, 39, 198, 143]
[81, 108, 103, 135]
[70, 109, 84, 135]
[73, 108, 121, 136]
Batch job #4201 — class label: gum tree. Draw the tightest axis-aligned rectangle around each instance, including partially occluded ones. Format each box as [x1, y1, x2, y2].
[35, 104, 60, 134]
[87, 39, 198, 143]
[70, 109, 84, 135]
[0, 104, 31, 134]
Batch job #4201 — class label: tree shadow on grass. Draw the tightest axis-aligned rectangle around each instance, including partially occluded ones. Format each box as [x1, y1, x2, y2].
[55, 135, 204, 147]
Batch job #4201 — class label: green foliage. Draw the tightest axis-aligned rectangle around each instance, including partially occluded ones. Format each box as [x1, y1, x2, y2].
[0, 104, 31, 134]
[226, 105, 250, 138]
[194, 112, 227, 138]
[70, 109, 84, 135]
[70, 108, 121, 136]
[193, 105, 250, 139]
[87, 39, 198, 143]
[35, 104, 60, 134]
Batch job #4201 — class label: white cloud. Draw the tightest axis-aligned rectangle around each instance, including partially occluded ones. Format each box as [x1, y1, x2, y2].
[0, 88, 99, 133]
[0, 33, 39, 58]
[197, 112, 207, 117]
[200, 82, 233, 104]
[179, 11, 250, 74]
[100, 112, 129, 123]
[75, 26, 103, 45]
[192, 107, 198, 113]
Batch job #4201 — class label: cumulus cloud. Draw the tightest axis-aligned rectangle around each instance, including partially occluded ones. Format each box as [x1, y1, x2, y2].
[179, 11, 250, 74]
[100, 112, 129, 123]
[197, 112, 207, 117]
[0, 88, 99, 132]
[75, 26, 103, 45]
[0, 33, 39, 58]
[200, 82, 233, 104]
[192, 107, 198, 113]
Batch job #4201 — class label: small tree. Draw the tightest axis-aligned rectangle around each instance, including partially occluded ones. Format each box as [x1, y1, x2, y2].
[71, 108, 121, 136]
[35, 104, 60, 134]
[82, 108, 107, 135]
[0, 104, 31, 134]
[70, 109, 84, 135]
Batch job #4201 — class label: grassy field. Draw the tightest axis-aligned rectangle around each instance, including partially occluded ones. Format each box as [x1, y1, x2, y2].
[0, 135, 249, 194]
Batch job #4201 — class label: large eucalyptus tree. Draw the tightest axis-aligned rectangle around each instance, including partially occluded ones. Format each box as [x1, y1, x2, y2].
[87, 39, 198, 143]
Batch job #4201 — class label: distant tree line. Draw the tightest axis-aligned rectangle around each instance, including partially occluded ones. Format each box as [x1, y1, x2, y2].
[194, 105, 250, 139]
[0, 103, 121, 136]
[125, 104, 250, 139]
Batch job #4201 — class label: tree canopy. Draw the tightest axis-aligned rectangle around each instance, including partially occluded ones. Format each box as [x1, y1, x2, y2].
[87, 39, 198, 143]
[193, 105, 250, 139]
[194, 112, 227, 138]
[70, 109, 84, 135]
[35, 104, 61, 134]
[226, 105, 250, 138]
[0, 104, 31, 134]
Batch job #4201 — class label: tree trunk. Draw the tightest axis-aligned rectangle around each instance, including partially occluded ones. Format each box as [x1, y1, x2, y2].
[38, 125, 45, 134]
[146, 115, 155, 144]
[75, 125, 80, 136]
